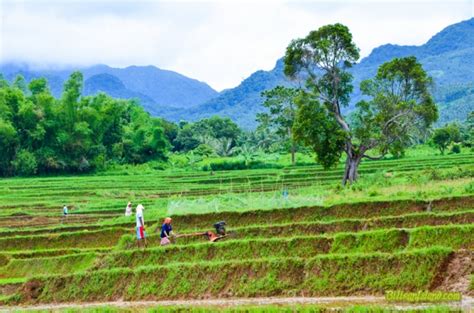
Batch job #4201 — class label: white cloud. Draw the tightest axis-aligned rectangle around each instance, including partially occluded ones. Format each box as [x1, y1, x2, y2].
[0, 0, 473, 90]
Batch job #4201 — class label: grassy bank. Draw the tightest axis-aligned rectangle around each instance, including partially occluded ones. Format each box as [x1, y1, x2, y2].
[14, 247, 451, 304]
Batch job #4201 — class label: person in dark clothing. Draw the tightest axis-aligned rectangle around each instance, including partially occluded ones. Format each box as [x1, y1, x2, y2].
[160, 217, 173, 246]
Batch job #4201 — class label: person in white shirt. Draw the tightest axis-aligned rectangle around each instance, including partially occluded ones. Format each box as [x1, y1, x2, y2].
[125, 202, 132, 216]
[135, 204, 147, 248]
[62, 205, 68, 223]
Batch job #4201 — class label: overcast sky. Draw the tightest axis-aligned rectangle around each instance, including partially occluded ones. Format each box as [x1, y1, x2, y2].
[1, 0, 473, 91]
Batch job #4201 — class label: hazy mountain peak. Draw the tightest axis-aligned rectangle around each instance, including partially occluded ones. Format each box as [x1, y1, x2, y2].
[0, 62, 219, 113]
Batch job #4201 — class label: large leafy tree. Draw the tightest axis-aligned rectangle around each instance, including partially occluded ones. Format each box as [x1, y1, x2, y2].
[173, 116, 241, 153]
[285, 24, 438, 184]
[432, 123, 461, 154]
[257, 86, 299, 165]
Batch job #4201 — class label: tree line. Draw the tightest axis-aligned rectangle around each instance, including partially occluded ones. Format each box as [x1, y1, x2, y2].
[0, 72, 283, 177]
[0, 72, 169, 176]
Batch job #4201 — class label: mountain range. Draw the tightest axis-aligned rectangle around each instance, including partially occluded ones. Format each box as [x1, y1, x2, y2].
[183, 17, 474, 128]
[1, 17, 473, 128]
[0, 63, 218, 115]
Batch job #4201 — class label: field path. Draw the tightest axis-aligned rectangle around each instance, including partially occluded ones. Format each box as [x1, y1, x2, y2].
[2, 296, 473, 312]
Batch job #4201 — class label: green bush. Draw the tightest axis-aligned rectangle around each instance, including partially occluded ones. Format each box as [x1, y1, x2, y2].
[450, 144, 461, 154]
[203, 160, 283, 171]
[11, 150, 37, 176]
[193, 144, 216, 157]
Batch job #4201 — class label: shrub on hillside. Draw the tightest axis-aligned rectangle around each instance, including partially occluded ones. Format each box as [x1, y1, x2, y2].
[11, 150, 37, 176]
[450, 143, 461, 154]
[202, 160, 283, 171]
[193, 144, 216, 157]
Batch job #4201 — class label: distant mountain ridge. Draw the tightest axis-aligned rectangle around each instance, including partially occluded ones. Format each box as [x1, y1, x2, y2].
[0, 63, 218, 115]
[175, 18, 474, 128]
[1, 18, 473, 128]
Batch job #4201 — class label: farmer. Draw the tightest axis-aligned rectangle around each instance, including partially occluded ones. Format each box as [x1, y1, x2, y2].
[61, 204, 69, 223]
[135, 204, 147, 248]
[160, 217, 173, 246]
[125, 202, 132, 216]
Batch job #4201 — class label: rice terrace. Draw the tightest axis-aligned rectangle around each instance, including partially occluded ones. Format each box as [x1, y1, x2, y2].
[1, 0, 474, 312]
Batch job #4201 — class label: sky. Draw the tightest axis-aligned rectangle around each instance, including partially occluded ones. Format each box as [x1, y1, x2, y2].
[0, 0, 473, 91]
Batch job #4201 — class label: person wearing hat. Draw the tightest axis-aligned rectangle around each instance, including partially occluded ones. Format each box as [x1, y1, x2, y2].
[125, 202, 132, 216]
[135, 204, 147, 248]
[160, 217, 173, 246]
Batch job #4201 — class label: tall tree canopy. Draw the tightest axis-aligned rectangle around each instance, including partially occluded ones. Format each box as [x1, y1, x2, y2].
[285, 24, 438, 184]
[173, 116, 241, 153]
[257, 86, 299, 165]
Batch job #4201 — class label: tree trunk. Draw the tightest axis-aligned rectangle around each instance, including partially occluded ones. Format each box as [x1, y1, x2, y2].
[342, 154, 362, 185]
[288, 127, 296, 166]
[291, 140, 296, 166]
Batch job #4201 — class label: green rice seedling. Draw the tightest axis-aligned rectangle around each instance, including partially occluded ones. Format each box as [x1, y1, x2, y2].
[0, 254, 9, 267]
[103, 224, 472, 271]
[0, 253, 98, 279]
[330, 229, 409, 254]
[0, 228, 129, 251]
[221, 210, 474, 242]
[2, 247, 111, 259]
[407, 224, 474, 250]
[166, 196, 473, 232]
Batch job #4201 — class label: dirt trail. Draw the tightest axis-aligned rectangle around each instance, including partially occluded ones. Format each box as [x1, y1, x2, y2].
[435, 250, 474, 294]
[1, 296, 473, 312]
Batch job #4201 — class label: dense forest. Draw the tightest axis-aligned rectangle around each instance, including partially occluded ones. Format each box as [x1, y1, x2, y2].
[0, 72, 169, 176]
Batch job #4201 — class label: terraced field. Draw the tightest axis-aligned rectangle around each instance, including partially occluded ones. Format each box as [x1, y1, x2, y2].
[0, 152, 473, 311]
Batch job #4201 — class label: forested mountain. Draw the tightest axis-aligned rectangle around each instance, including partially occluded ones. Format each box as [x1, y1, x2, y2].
[159, 59, 290, 128]
[0, 64, 218, 115]
[181, 18, 474, 128]
[1, 18, 473, 128]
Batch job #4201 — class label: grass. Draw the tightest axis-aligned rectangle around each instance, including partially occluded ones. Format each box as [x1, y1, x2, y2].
[0, 223, 469, 284]
[107, 224, 473, 269]
[0, 228, 129, 251]
[408, 224, 474, 250]
[11, 247, 451, 303]
[0, 152, 472, 221]
[0, 253, 98, 279]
